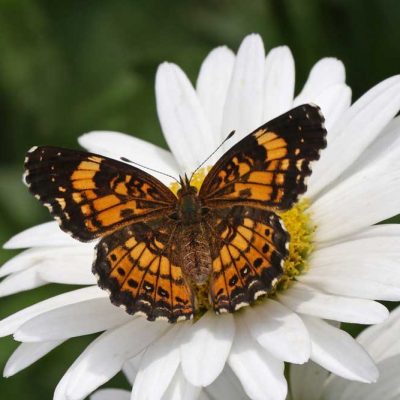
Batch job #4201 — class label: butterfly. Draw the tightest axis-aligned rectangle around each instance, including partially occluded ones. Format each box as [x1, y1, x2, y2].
[24, 104, 327, 323]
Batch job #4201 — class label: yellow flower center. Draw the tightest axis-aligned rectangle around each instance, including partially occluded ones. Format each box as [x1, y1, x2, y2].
[169, 167, 212, 195]
[276, 198, 315, 291]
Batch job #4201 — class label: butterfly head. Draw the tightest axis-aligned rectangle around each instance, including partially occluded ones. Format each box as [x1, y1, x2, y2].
[177, 173, 197, 197]
[174, 173, 208, 224]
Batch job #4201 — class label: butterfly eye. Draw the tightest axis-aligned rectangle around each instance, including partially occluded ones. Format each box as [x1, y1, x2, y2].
[168, 212, 179, 221]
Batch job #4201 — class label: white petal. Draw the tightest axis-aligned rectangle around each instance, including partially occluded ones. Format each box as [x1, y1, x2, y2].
[301, 236, 400, 300]
[37, 256, 95, 285]
[54, 319, 170, 400]
[308, 75, 400, 198]
[366, 114, 400, 157]
[205, 366, 250, 400]
[356, 224, 400, 237]
[0, 248, 41, 278]
[319, 374, 357, 400]
[312, 144, 400, 242]
[0, 246, 94, 286]
[309, 84, 351, 131]
[263, 46, 295, 121]
[242, 299, 310, 363]
[228, 322, 287, 400]
[356, 305, 400, 363]
[4, 340, 64, 377]
[14, 298, 131, 342]
[3, 222, 76, 249]
[0, 286, 106, 337]
[302, 315, 378, 383]
[221, 34, 265, 147]
[323, 355, 400, 400]
[294, 57, 351, 133]
[78, 131, 179, 185]
[91, 389, 130, 400]
[299, 265, 400, 301]
[312, 235, 400, 262]
[323, 224, 400, 246]
[196, 46, 235, 141]
[180, 311, 234, 386]
[294, 58, 346, 104]
[162, 367, 201, 400]
[132, 324, 185, 400]
[338, 115, 400, 182]
[278, 282, 388, 324]
[122, 352, 144, 385]
[289, 361, 330, 400]
[0, 266, 46, 297]
[197, 392, 211, 400]
[0, 246, 92, 279]
[156, 63, 213, 174]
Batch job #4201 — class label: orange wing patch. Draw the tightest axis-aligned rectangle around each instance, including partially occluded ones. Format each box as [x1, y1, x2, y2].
[206, 206, 289, 313]
[94, 219, 194, 322]
[200, 104, 327, 210]
[24, 146, 177, 241]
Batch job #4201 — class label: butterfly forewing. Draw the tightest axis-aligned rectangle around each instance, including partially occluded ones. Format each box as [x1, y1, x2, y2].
[199, 104, 327, 210]
[24, 146, 177, 241]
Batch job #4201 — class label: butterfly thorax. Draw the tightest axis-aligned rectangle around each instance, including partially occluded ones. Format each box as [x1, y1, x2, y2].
[176, 181, 212, 286]
[176, 186, 203, 225]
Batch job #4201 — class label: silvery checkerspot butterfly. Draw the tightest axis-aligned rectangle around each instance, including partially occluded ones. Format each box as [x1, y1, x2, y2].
[24, 104, 327, 322]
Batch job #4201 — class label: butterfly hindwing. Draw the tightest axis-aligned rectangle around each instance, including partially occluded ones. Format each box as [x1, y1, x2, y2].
[205, 206, 289, 313]
[199, 104, 327, 210]
[24, 146, 177, 241]
[94, 218, 194, 322]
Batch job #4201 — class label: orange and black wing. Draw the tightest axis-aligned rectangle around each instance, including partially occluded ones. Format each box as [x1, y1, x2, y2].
[24, 146, 177, 241]
[199, 104, 327, 210]
[205, 206, 288, 313]
[95, 218, 194, 322]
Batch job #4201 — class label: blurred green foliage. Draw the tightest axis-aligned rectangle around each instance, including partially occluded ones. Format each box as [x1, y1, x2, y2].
[0, 0, 399, 398]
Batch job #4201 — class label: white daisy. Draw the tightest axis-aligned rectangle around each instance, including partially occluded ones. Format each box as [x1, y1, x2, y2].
[90, 305, 400, 400]
[289, 305, 400, 400]
[2, 33, 400, 400]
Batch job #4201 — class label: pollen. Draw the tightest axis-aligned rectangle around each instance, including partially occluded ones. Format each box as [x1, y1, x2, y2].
[276, 198, 315, 291]
[169, 166, 212, 195]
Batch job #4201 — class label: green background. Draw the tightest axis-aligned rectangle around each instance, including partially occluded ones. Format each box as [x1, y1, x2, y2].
[0, 0, 399, 398]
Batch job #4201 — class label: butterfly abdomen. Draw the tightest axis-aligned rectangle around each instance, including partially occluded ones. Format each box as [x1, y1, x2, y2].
[176, 185, 213, 287]
[179, 223, 212, 286]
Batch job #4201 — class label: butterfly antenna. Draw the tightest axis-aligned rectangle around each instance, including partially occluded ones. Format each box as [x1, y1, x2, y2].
[120, 157, 180, 184]
[189, 130, 235, 182]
